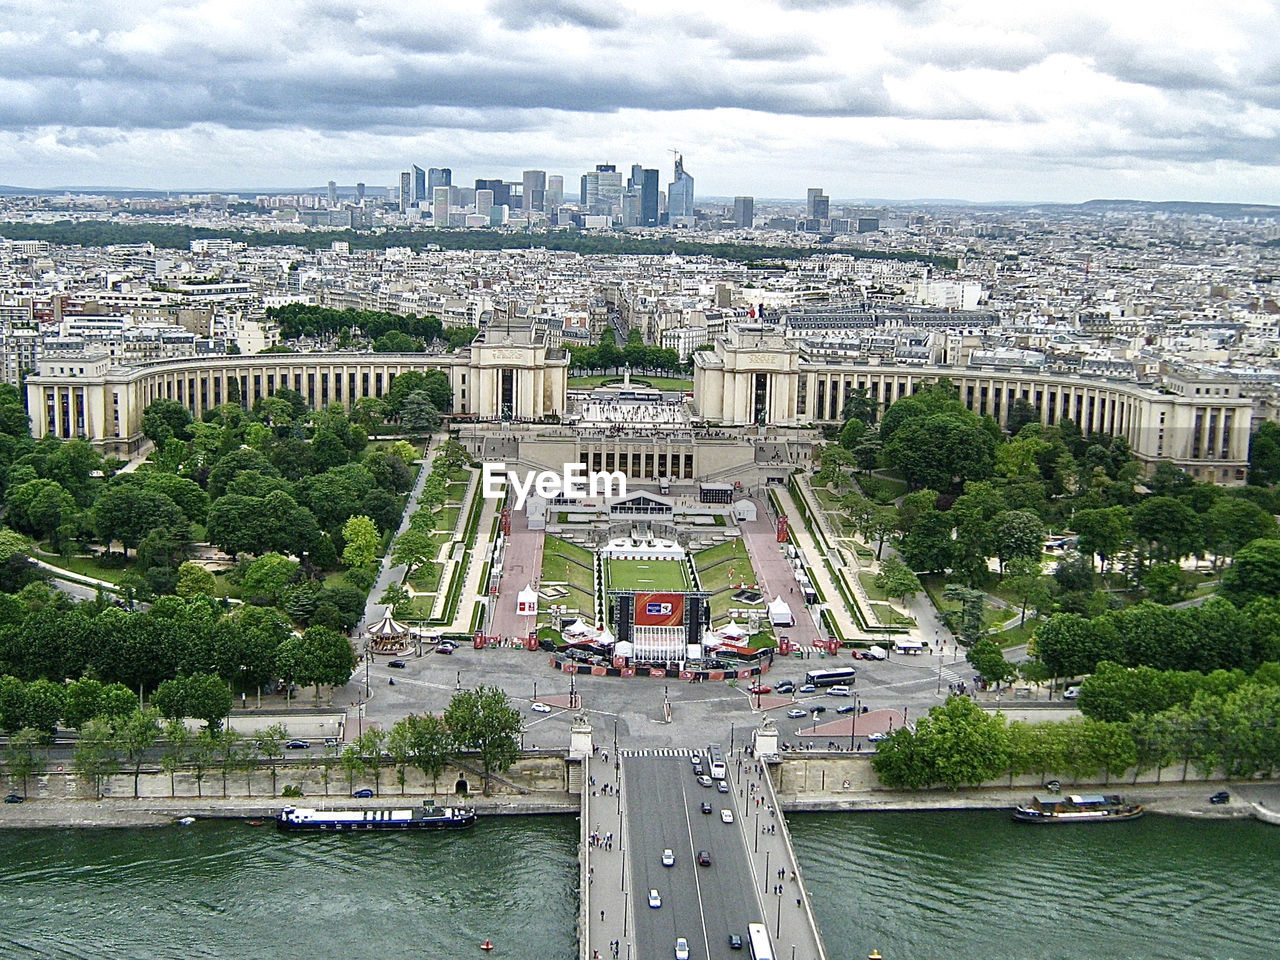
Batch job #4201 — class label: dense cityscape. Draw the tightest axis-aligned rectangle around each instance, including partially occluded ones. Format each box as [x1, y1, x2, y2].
[5, 1, 1280, 957]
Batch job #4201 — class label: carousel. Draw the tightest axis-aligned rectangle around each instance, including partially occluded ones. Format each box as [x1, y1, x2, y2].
[367, 607, 412, 655]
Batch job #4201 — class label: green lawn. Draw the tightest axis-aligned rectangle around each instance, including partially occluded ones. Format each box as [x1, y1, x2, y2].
[858, 570, 889, 601]
[408, 560, 445, 594]
[870, 602, 915, 627]
[603, 557, 691, 592]
[568, 374, 694, 391]
[541, 536, 596, 599]
[693, 540, 756, 594]
[992, 617, 1040, 647]
[35, 551, 128, 584]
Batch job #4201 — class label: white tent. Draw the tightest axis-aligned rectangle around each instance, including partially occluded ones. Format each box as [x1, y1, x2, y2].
[767, 595, 794, 627]
[720, 621, 747, 639]
[563, 618, 591, 637]
[613, 639, 634, 660]
[516, 585, 539, 616]
[596, 625, 616, 647]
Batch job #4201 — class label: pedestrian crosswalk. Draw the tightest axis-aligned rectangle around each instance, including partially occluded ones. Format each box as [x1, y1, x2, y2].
[617, 747, 698, 758]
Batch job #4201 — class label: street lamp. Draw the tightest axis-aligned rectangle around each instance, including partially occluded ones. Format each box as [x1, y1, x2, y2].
[764, 849, 770, 894]
[775, 885, 783, 938]
[364, 643, 371, 698]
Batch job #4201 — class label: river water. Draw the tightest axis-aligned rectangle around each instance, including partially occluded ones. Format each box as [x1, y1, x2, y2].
[1, 811, 1274, 959]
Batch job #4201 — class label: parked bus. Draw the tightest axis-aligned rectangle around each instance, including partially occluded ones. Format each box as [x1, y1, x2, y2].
[747, 923, 774, 960]
[804, 667, 857, 688]
[707, 743, 727, 780]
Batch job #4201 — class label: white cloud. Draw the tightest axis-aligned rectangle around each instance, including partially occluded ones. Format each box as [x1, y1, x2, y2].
[0, 0, 1277, 201]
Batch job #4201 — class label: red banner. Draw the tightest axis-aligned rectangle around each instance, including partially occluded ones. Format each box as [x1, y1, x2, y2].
[680, 670, 694, 680]
[525, 637, 538, 651]
[621, 668, 635, 677]
[737, 669, 752, 679]
[591, 665, 607, 676]
[777, 515, 789, 543]
[613, 656, 626, 669]
[649, 668, 666, 678]
[635, 592, 685, 627]
[564, 663, 578, 674]
[708, 671, 725, 681]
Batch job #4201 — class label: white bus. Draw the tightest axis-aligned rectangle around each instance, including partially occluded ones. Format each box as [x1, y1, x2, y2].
[805, 667, 857, 688]
[747, 922, 774, 960]
[707, 743, 727, 780]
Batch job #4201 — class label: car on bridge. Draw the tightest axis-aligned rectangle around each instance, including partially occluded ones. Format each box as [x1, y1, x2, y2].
[697, 775, 713, 787]
[697, 850, 711, 866]
[728, 933, 743, 950]
[661, 849, 675, 866]
[720, 809, 734, 823]
[700, 802, 712, 814]
[648, 889, 662, 908]
[531, 702, 552, 713]
[675, 937, 690, 959]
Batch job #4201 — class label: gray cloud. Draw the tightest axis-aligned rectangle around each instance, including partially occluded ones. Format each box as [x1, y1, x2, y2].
[488, 0, 625, 31]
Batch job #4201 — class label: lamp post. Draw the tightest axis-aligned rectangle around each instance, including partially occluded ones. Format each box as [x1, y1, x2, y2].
[755, 806, 760, 852]
[364, 643, 371, 698]
[775, 885, 783, 938]
[533, 680, 538, 703]
[764, 849, 770, 894]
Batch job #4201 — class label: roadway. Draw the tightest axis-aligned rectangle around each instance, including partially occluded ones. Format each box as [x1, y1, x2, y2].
[622, 756, 767, 960]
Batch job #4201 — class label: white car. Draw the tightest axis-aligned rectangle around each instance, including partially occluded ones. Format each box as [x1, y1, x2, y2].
[720, 809, 734, 824]
[675, 938, 690, 960]
[690, 753, 702, 766]
[1063, 685, 1081, 700]
[649, 888, 662, 908]
[787, 708, 807, 719]
[661, 849, 675, 867]
[827, 685, 851, 697]
[531, 702, 553, 713]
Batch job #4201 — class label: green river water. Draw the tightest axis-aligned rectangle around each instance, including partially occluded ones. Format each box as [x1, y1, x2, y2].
[0, 812, 1274, 959]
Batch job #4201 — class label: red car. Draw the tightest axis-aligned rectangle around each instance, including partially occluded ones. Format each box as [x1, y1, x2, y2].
[748, 684, 771, 695]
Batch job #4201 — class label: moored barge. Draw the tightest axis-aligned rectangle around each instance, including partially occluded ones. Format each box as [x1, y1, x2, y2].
[277, 803, 477, 831]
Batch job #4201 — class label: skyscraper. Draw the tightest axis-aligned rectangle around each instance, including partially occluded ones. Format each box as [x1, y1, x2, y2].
[668, 155, 694, 219]
[399, 171, 412, 213]
[432, 186, 450, 226]
[640, 168, 659, 226]
[327, 181, 337, 207]
[546, 175, 564, 209]
[355, 182, 366, 203]
[733, 196, 754, 229]
[522, 170, 547, 212]
[475, 178, 510, 208]
[595, 164, 622, 212]
[428, 167, 451, 192]
[806, 188, 829, 221]
[628, 164, 644, 190]
[411, 165, 427, 206]
[476, 189, 494, 219]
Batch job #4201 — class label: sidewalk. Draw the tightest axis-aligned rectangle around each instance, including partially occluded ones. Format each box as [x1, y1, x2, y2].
[583, 752, 631, 960]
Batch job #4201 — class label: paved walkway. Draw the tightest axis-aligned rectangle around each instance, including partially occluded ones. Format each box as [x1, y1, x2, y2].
[355, 433, 441, 637]
[582, 751, 628, 960]
[770, 486, 869, 642]
[437, 491, 501, 634]
[491, 504, 547, 639]
[739, 500, 824, 648]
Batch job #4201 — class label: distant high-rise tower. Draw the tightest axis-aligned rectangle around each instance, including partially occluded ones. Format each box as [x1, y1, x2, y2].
[399, 171, 412, 213]
[432, 186, 450, 226]
[668, 155, 694, 219]
[595, 164, 622, 212]
[428, 167, 451, 192]
[475, 178, 510, 208]
[733, 196, 754, 229]
[411, 165, 427, 205]
[522, 170, 547, 212]
[806, 187, 829, 221]
[355, 182, 366, 203]
[546, 175, 564, 209]
[476, 189, 494, 219]
[628, 164, 644, 190]
[327, 181, 337, 207]
[640, 169, 659, 226]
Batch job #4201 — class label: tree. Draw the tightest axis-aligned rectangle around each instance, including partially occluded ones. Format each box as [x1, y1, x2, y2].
[444, 685, 522, 795]
[160, 718, 190, 798]
[1221, 539, 1280, 605]
[875, 557, 921, 606]
[391, 522, 438, 576]
[899, 509, 954, 574]
[838, 417, 867, 451]
[991, 510, 1046, 575]
[1248, 422, 1280, 486]
[356, 729, 387, 796]
[143, 473, 210, 525]
[882, 412, 996, 492]
[1005, 398, 1040, 437]
[175, 561, 218, 598]
[340, 744, 364, 794]
[1034, 613, 1110, 680]
[400, 391, 441, 434]
[94, 485, 187, 557]
[1073, 506, 1130, 572]
[153, 673, 233, 732]
[253, 723, 287, 796]
[968, 638, 1015, 688]
[1142, 563, 1187, 605]
[1003, 556, 1049, 624]
[407, 712, 454, 796]
[141, 398, 193, 445]
[73, 716, 120, 798]
[943, 584, 986, 647]
[341, 515, 381, 569]
[116, 707, 162, 798]
[21, 677, 65, 735]
[4, 727, 45, 795]
[295, 626, 357, 696]
[386, 718, 414, 795]
[7, 478, 78, 546]
[871, 696, 1010, 790]
[1131, 496, 1201, 564]
[380, 583, 412, 619]
[241, 553, 300, 603]
[1204, 498, 1278, 567]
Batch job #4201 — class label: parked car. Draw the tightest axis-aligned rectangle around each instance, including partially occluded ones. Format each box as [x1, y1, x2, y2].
[1210, 791, 1231, 804]
[697, 850, 711, 866]
[720, 809, 734, 823]
[4, 793, 23, 803]
[388, 660, 407, 669]
[284, 739, 310, 750]
[675, 937, 690, 960]
[1063, 685, 1081, 700]
[867, 732, 888, 742]
[728, 934, 743, 950]
[661, 849, 675, 867]
[434, 644, 453, 655]
[716, 780, 729, 794]
[787, 708, 807, 719]
[836, 705, 857, 714]
[799, 684, 816, 693]
[775, 681, 795, 694]
[531, 702, 553, 713]
[697, 775, 713, 787]
[352, 788, 374, 798]
[810, 705, 827, 715]
[748, 684, 771, 695]
[648, 889, 662, 909]
[700, 802, 712, 814]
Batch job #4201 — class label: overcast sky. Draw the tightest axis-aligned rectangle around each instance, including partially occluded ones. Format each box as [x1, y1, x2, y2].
[2, 0, 1279, 203]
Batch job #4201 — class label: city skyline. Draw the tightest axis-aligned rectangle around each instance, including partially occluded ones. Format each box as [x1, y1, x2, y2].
[1, 1, 1279, 203]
